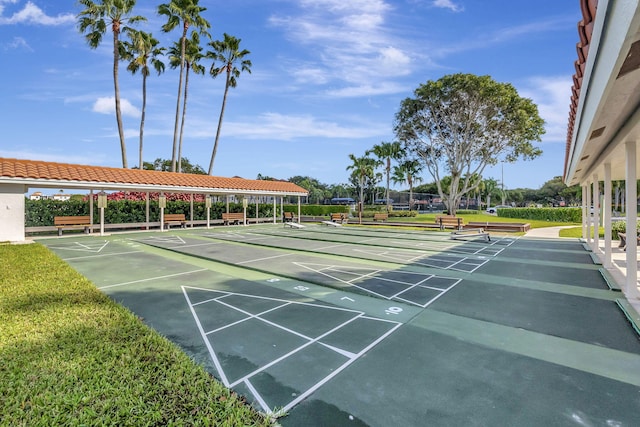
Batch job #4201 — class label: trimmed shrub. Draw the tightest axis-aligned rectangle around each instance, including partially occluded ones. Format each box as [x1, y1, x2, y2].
[497, 207, 581, 222]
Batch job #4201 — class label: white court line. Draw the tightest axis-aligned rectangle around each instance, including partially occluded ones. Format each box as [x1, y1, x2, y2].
[98, 268, 207, 290]
[295, 263, 392, 300]
[62, 250, 142, 261]
[244, 380, 271, 414]
[182, 287, 230, 386]
[204, 301, 291, 335]
[236, 253, 294, 265]
[228, 314, 364, 389]
[280, 321, 402, 414]
[184, 286, 364, 314]
[314, 243, 348, 251]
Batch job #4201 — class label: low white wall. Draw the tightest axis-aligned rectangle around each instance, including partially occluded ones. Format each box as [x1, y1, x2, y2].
[0, 184, 26, 242]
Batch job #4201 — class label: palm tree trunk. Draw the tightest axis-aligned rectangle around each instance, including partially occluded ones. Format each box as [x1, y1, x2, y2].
[171, 31, 187, 172]
[178, 64, 190, 173]
[139, 73, 147, 170]
[113, 30, 127, 168]
[386, 159, 390, 213]
[208, 69, 231, 175]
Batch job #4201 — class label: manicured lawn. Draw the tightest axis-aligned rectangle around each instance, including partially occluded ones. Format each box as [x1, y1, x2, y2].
[0, 243, 273, 426]
[391, 212, 579, 229]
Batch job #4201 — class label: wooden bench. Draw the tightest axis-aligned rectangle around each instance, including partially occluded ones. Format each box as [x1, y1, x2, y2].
[164, 213, 187, 229]
[283, 211, 295, 223]
[54, 215, 91, 236]
[435, 215, 463, 230]
[373, 213, 388, 222]
[330, 213, 347, 224]
[222, 212, 244, 225]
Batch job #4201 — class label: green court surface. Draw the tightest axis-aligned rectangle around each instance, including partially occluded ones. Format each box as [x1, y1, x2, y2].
[37, 225, 640, 426]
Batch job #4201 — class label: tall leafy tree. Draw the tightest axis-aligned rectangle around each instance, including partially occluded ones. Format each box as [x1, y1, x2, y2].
[158, 0, 210, 172]
[368, 141, 403, 212]
[78, 0, 146, 168]
[168, 32, 205, 172]
[206, 33, 252, 175]
[395, 73, 545, 215]
[143, 157, 206, 174]
[392, 159, 423, 211]
[121, 29, 165, 170]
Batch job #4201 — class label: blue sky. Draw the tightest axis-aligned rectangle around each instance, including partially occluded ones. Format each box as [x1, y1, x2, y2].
[0, 0, 579, 191]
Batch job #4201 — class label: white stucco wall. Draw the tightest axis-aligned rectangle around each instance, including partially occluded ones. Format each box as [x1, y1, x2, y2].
[0, 184, 26, 242]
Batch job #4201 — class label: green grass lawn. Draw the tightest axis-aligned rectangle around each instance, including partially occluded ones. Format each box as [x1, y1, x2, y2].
[0, 243, 273, 426]
[390, 212, 579, 229]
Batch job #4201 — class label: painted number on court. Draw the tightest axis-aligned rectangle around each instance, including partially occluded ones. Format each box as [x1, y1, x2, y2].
[294, 285, 310, 291]
[385, 306, 403, 315]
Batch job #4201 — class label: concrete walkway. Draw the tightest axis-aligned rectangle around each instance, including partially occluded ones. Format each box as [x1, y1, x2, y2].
[525, 225, 577, 238]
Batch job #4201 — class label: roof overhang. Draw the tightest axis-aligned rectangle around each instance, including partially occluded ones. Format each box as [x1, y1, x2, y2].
[0, 158, 309, 197]
[565, 0, 640, 186]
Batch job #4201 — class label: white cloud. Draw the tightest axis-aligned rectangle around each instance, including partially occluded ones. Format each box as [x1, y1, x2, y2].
[0, 1, 75, 25]
[432, 0, 463, 13]
[92, 96, 141, 118]
[2, 36, 31, 51]
[269, 0, 413, 96]
[221, 112, 388, 140]
[518, 75, 572, 144]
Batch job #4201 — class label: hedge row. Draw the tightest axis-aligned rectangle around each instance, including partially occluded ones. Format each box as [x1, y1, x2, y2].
[25, 199, 277, 227]
[25, 200, 359, 227]
[497, 207, 581, 222]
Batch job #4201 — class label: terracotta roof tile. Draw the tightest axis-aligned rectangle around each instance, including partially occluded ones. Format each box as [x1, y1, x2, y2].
[0, 158, 308, 195]
[565, 0, 598, 180]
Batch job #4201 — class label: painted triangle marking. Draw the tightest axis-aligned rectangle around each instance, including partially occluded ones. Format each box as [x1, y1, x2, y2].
[48, 240, 109, 253]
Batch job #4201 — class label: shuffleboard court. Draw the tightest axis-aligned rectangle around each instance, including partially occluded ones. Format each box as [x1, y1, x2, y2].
[191, 229, 492, 273]
[249, 224, 515, 257]
[38, 237, 405, 416]
[35, 229, 640, 426]
[134, 234, 463, 308]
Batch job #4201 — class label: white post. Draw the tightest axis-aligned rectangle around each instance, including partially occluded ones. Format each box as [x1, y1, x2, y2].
[604, 163, 612, 268]
[145, 192, 150, 230]
[582, 185, 587, 240]
[586, 180, 592, 245]
[297, 196, 302, 224]
[89, 189, 94, 234]
[100, 205, 105, 236]
[625, 141, 639, 298]
[593, 174, 600, 253]
[273, 197, 277, 224]
[206, 195, 211, 229]
[190, 193, 194, 228]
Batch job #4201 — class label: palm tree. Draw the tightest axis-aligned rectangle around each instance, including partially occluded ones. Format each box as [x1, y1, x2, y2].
[158, 0, 210, 172]
[120, 29, 165, 170]
[346, 154, 377, 224]
[392, 159, 423, 211]
[78, 0, 145, 168]
[367, 141, 403, 212]
[168, 32, 205, 172]
[206, 33, 252, 175]
[483, 177, 500, 210]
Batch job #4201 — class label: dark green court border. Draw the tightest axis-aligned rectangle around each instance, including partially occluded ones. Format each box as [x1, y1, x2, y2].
[617, 298, 640, 336]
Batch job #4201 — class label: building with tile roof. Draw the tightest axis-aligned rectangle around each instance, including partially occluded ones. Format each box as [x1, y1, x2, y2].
[563, 0, 640, 299]
[0, 157, 308, 242]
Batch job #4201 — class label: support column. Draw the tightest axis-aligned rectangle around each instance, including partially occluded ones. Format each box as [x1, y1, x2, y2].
[586, 180, 592, 245]
[273, 197, 277, 224]
[625, 141, 639, 298]
[297, 196, 301, 224]
[592, 174, 600, 253]
[604, 163, 612, 268]
[582, 185, 587, 240]
[89, 189, 94, 234]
